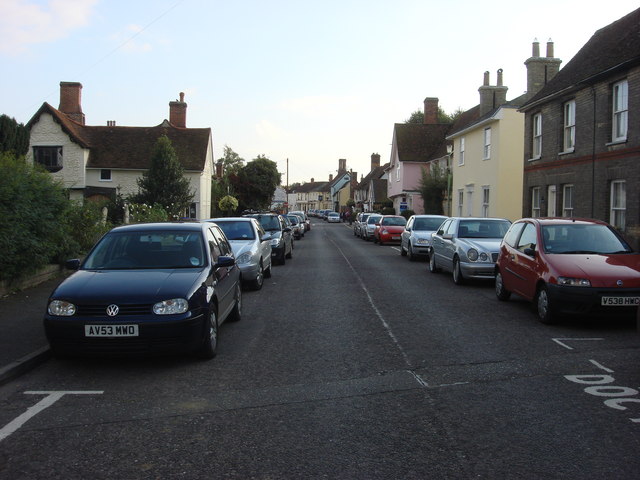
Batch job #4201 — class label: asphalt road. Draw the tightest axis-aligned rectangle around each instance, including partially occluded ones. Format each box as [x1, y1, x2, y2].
[1, 220, 640, 479]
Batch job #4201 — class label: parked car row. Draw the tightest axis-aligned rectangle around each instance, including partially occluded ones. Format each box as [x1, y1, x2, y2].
[44, 211, 313, 359]
[353, 212, 640, 325]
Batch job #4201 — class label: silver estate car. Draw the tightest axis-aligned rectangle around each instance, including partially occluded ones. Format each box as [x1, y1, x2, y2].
[207, 217, 272, 290]
[400, 214, 448, 260]
[428, 217, 511, 284]
[362, 214, 382, 241]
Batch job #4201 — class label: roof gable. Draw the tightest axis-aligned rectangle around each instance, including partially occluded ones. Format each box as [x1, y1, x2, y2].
[394, 123, 450, 162]
[27, 103, 211, 171]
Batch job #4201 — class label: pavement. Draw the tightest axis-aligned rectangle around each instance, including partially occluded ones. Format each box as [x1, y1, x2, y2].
[0, 275, 65, 386]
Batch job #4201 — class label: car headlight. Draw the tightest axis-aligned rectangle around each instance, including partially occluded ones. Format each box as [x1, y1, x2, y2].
[416, 238, 430, 245]
[557, 277, 591, 287]
[270, 238, 280, 247]
[467, 249, 490, 262]
[48, 300, 76, 316]
[236, 252, 252, 264]
[153, 298, 189, 315]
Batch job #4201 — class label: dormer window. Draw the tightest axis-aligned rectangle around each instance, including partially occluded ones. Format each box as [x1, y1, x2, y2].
[33, 146, 63, 172]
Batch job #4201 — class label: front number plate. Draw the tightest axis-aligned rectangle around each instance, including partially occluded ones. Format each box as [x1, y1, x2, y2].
[601, 297, 640, 306]
[85, 325, 139, 337]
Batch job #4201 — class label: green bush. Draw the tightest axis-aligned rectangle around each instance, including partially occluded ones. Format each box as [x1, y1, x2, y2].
[401, 209, 415, 220]
[60, 201, 112, 257]
[128, 203, 169, 223]
[0, 154, 70, 282]
[381, 207, 395, 215]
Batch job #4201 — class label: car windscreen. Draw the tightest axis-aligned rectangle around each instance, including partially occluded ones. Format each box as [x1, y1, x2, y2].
[255, 216, 281, 231]
[215, 221, 256, 241]
[458, 220, 511, 238]
[542, 224, 633, 254]
[414, 217, 446, 231]
[83, 231, 206, 269]
[382, 217, 407, 226]
[367, 216, 381, 224]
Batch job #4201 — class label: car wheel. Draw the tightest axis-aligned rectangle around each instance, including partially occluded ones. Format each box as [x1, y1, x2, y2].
[197, 306, 218, 359]
[428, 251, 439, 273]
[452, 257, 465, 285]
[407, 243, 415, 261]
[277, 249, 286, 265]
[379, 238, 384, 245]
[286, 244, 293, 259]
[250, 262, 264, 291]
[536, 285, 557, 324]
[263, 260, 272, 278]
[495, 271, 511, 301]
[228, 284, 242, 322]
[400, 244, 407, 256]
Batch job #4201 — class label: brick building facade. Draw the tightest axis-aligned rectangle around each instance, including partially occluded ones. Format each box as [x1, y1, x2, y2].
[520, 8, 640, 248]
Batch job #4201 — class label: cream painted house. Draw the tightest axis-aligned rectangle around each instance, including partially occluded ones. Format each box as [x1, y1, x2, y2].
[447, 95, 525, 221]
[26, 82, 213, 219]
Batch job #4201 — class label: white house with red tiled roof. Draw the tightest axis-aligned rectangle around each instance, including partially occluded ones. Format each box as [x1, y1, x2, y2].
[26, 82, 214, 219]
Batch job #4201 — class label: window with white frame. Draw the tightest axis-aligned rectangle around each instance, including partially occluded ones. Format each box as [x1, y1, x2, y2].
[457, 189, 464, 216]
[532, 113, 542, 159]
[531, 187, 541, 217]
[100, 169, 112, 181]
[396, 162, 400, 181]
[563, 100, 576, 152]
[562, 184, 573, 217]
[610, 180, 626, 230]
[482, 187, 490, 217]
[483, 128, 491, 159]
[612, 80, 628, 142]
[458, 137, 465, 166]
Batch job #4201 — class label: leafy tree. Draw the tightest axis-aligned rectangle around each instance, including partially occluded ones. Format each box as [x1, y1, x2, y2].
[131, 135, 193, 219]
[211, 145, 245, 216]
[0, 114, 29, 155]
[404, 107, 464, 124]
[419, 164, 448, 215]
[231, 154, 281, 211]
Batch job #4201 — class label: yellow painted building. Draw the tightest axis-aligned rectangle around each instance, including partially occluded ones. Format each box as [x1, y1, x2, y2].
[447, 105, 524, 221]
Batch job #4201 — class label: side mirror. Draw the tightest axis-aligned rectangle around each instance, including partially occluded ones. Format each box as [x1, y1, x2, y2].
[65, 259, 81, 271]
[524, 247, 536, 257]
[283, 227, 291, 233]
[443, 234, 454, 240]
[215, 255, 236, 268]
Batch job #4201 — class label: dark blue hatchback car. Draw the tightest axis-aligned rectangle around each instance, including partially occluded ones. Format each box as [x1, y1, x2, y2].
[44, 222, 242, 358]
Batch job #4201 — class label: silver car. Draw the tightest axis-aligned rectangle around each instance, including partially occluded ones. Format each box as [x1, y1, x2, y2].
[400, 214, 448, 260]
[207, 217, 272, 290]
[428, 217, 511, 284]
[362, 214, 382, 241]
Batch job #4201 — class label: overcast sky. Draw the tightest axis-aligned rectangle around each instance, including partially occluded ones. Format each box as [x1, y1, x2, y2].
[2, 0, 638, 185]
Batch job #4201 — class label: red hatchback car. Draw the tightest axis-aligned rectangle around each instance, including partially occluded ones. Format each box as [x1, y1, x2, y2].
[373, 215, 407, 245]
[495, 217, 640, 324]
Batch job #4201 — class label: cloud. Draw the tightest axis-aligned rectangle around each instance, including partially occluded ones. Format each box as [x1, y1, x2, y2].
[0, 0, 98, 55]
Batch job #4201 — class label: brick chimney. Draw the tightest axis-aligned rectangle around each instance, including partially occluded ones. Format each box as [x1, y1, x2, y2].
[371, 153, 380, 170]
[524, 38, 562, 100]
[329, 174, 333, 182]
[478, 70, 508, 116]
[59, 82, 85, 125]
[338, 158, 347, 172]
[169, 92, 187, 128]
[423, 97, 439, 124]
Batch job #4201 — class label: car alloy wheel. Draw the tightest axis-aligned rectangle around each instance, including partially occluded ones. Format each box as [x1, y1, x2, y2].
[536, 285, 557, 324]
[400, 244, 407, 256]
[429, 251, 439, 273]
[495, 272, 511, 301]
[251, 262, 264, 290]
[453, 257, 465, 285]
[197, 307, 218, 359]
[407, 243, 414, 261]
[229, 284, 242, 322]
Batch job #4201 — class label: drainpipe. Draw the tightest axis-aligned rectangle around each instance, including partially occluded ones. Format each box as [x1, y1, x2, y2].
[591, 85, 596, 218]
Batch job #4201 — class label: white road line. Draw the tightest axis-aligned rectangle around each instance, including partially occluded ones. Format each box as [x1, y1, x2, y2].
[330, 236, 414, 369]
[0, 391, 103, 442]
[551, 338, 604, 350]
[590, 360, 615, 373]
